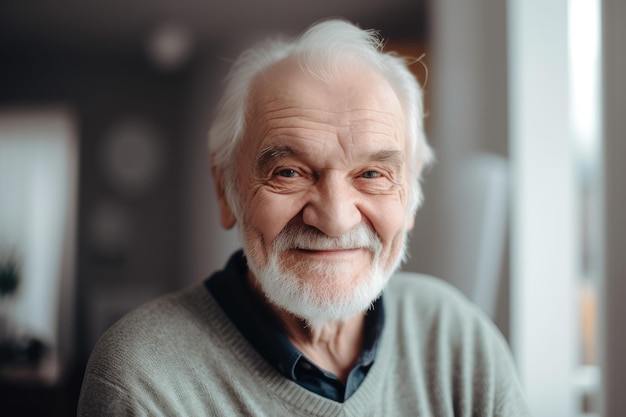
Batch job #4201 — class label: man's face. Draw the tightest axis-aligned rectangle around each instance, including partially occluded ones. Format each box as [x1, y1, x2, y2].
[219, 59, 413, 324]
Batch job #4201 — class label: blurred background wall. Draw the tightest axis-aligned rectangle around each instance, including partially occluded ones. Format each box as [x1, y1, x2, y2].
[0, 0, 623, 416]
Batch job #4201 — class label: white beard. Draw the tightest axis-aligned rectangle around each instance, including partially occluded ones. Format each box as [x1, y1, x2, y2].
[242, 222, 406, 328]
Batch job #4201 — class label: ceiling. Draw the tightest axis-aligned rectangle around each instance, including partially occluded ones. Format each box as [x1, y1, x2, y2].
[0, 0, 428, 52]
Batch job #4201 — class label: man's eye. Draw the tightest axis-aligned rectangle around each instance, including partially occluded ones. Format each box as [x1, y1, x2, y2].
[361, 171, 381, 179]
[277, 169, 298, 178]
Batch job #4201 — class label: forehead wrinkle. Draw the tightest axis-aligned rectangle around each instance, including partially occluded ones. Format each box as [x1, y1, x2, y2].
[260, 105, 398, 121]
[258, 126, 338, 153]
[349, 122, 399, 137]
[258, 113, 400, 141]
[255, 95, 399, 120]
[251, 87, 403, 131]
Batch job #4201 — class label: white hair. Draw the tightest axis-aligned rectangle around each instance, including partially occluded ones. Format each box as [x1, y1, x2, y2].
[209, 19, 434, 218]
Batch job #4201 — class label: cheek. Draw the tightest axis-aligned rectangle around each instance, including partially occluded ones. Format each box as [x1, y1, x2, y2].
[366, 196, 408, 244]
[244, 190, 306, 245]
[388, 228, 407, 259]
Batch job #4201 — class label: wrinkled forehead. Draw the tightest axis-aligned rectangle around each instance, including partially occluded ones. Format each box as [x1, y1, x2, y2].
[245, 57, 406, 138]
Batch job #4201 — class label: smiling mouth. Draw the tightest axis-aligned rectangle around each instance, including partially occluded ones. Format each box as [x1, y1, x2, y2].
[295, 245, 365, 251]
[291, 247, 369, 257]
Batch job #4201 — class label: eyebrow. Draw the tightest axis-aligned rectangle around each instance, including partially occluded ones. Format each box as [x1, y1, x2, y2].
[254, 145, 404, 173]
[369, 149, 404, 169]
[255, 145, 299, 173]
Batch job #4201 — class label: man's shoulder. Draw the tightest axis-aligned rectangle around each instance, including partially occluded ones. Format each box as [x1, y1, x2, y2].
[106, 284, 210, 337]
[384, 271, 489, 330]
[383, 271, 509, 360]
[86, 283, 219, 374]
[382, 273, 529, 416]
[78, 283, 244, 415]
[386, 271, 470, 306]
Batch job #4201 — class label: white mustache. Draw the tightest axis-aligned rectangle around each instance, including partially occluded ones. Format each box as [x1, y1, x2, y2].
[273, 223, 382, 253]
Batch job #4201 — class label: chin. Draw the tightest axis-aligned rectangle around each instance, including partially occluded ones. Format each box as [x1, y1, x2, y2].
[249, 251, 391, 326]
[242, 223, 409, 325]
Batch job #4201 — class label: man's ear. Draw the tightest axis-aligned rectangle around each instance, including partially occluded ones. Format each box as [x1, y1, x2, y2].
[211, 166, 237, 230]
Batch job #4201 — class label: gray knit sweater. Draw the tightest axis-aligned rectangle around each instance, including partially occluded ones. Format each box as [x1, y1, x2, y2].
[78, 272, 530, 416]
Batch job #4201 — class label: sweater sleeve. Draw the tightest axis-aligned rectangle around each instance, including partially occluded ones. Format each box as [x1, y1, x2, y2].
[78, 371, 151, 417]
[76, 315, 169, 417]
[76, 290, 203, 417]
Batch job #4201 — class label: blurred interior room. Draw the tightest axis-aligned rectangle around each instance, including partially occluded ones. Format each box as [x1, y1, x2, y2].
[0, 0, 624, 416]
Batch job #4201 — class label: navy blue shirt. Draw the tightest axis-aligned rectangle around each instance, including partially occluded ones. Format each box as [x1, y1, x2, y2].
[205, 250, 385, 402]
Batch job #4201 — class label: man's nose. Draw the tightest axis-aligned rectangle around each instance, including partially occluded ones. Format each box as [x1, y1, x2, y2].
[301, 174, 362, 237]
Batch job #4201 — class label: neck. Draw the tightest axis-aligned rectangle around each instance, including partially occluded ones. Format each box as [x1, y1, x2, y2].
[277, 308, 365, 383]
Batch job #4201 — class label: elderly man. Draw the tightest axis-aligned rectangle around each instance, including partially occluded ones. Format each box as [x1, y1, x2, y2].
[78, 19, 529, 416]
